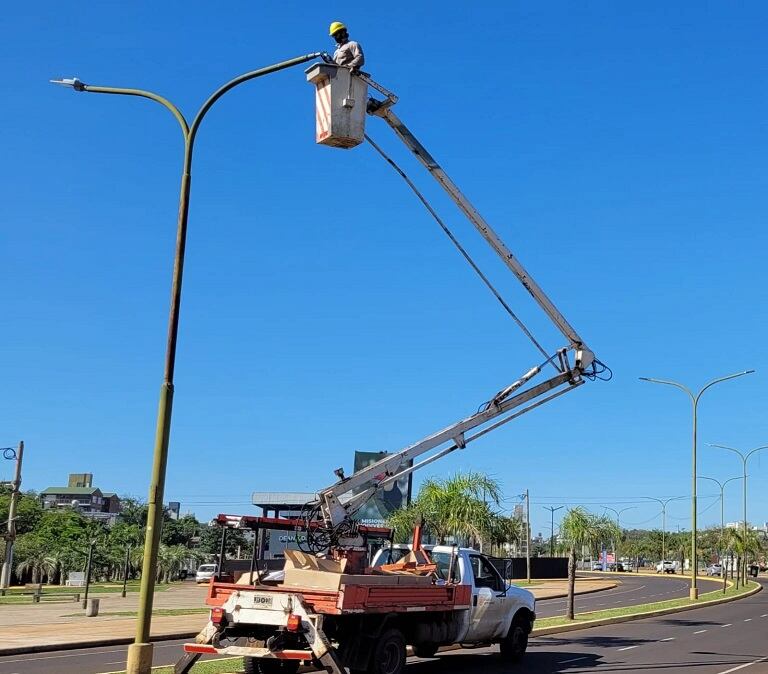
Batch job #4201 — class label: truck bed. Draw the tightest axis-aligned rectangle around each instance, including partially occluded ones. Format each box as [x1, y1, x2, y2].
[206, 580, 471, 615]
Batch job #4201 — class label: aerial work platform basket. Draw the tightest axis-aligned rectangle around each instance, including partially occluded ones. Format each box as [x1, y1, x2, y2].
[306, 63, 368, 148]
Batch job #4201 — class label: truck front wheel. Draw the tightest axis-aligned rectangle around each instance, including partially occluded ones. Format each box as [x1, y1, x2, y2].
[365, 628, 407, 674]
[499, 618, 529, 662]
[243, 658, 300, 674]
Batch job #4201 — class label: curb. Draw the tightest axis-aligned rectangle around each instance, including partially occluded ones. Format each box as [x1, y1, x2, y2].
[0, 632, 198, 657]
[531, 581, 762, 636]
[534, 581, 619, 601]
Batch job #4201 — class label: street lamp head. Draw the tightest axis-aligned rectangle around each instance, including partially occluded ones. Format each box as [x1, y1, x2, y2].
[50, 77, 85, 91]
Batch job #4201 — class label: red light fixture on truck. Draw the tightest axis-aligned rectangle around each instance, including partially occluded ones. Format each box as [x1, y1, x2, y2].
[210, 607, 226, 626]
[286, 614, 303, 632]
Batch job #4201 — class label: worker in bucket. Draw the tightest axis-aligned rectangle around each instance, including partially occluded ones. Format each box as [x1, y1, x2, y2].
[329, 21, 365, 74]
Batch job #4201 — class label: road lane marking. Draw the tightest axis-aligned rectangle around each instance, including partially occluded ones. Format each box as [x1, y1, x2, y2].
[618, 646, 639, 651]
[694, 630, 708, 634]
[744, 618, 752, 622]
[660, 637, 675, 641]
[559, 656, 589, 664]
[761, 614, 767, 618]
[715, 655, 768, 674]
[722, 624, 732, 628]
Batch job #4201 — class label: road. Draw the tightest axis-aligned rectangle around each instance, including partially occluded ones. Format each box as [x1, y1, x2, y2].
[411, 579, 768, 674]
[0, 574, 735, 674]
[536, 573, 721, 618]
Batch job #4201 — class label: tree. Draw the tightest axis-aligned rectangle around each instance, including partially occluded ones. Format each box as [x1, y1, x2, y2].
[0, 488, 42, 536]
[161, 515, 200, 547]
[387, 472, 502, 546]
[198, 524, 248, 559]
[560, 508, 619, 619]
[488, 514, 525, 557]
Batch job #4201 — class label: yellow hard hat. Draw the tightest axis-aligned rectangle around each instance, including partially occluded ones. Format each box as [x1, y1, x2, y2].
[329, 21, 346, 36]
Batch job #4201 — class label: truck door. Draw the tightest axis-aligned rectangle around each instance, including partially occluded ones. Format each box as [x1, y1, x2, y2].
[463, 554, 510, 642]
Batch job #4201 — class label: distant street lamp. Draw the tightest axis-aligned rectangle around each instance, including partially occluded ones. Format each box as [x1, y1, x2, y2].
[603, 506, 635, 570]
[51, 52, 324, 674]
[543, 505, 564, 556]
[697, 474, 743, 593]
[640, 370, 754, 599]
[708, 443, 768, 583]
[643, 495, 688, 565]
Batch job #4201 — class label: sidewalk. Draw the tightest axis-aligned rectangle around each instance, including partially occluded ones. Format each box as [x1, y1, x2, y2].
[0, 578, 616, 655]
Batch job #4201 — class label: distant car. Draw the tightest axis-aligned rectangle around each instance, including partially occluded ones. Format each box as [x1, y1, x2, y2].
[705, 564, 722, 577]
[656, 560, 676, 574]
[592, 561, 604, 571]
[607, 562, 625, 572]
[195, 564, 218, 584]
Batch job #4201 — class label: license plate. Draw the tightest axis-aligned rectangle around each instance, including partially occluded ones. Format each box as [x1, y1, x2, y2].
[250, 594, 274, 608]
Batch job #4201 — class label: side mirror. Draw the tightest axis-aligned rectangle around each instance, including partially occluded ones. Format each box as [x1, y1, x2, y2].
[476, 586, 493, 603]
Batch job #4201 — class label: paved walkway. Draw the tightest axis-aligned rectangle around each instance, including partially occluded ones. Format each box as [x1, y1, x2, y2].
[0, 578, 615, 655]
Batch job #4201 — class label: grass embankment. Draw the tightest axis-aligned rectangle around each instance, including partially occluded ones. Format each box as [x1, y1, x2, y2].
[0, 581, 172, 604]
[535, 579, 758, 629]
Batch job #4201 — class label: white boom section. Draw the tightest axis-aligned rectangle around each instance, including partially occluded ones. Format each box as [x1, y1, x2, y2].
[320, 362, 582, 527]
[316, 85, 596, 530]
[369, 103, 593, 372]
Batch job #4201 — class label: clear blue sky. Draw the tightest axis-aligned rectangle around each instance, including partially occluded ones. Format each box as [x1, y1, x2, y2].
[2, 2, 767, 538]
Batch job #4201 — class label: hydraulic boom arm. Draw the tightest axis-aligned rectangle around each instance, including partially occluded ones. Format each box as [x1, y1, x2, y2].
[313, 79, 599, 538]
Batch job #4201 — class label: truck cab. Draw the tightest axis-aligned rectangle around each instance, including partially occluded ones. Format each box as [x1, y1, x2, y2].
[372, 544, 536, 646]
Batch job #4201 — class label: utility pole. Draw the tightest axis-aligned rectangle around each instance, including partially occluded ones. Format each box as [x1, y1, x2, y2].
[122, 546, 131, 598]
[640, 370, 753, 599]
[543, 505, 563, 556]
[82, 539, 96, 608]
[1, 441, 24, 593]
[525, 489, 531, 584]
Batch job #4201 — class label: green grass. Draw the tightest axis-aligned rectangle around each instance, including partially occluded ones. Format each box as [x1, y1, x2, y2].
[535, 579, 757, 629]
[0, 582, 174, 604]
[105, 657, 245, 674]
[62, 607, 208, 618]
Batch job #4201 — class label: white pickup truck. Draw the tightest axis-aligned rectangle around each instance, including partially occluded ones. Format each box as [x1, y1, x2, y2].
[655, 560, 679, 574]
[184, 545, 536, 674]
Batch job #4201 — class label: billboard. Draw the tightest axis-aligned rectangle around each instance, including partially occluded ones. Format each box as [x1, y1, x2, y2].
[352, 451, 413, 527]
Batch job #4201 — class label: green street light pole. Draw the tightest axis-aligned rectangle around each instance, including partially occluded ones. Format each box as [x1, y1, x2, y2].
[697, 474, 743, 593]
[640, 370, 754, 599]
[708, 443, 768, 585]
[643, 495, 689, 567]
[51, 52, 323, 674]
[543, 505, 563, 556]
[603, 506, 634, 570]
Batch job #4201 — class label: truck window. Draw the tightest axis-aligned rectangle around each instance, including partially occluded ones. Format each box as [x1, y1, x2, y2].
[469, 555, 505, 593]
[430, 551, 459, 582]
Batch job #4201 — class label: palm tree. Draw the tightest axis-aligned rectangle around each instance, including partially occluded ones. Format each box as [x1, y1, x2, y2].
[17, 548, 56, 584]
[488, 514, 525, 557]
[560, 508, 619, 619]
[387, 471, 502, 547]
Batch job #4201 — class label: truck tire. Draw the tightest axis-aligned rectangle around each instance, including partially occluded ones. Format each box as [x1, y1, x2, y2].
[499, 617, 528, 662]
[365, 628, 407, 674]
[243, 658, 300, 674]
[412, 643, 439, 658]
